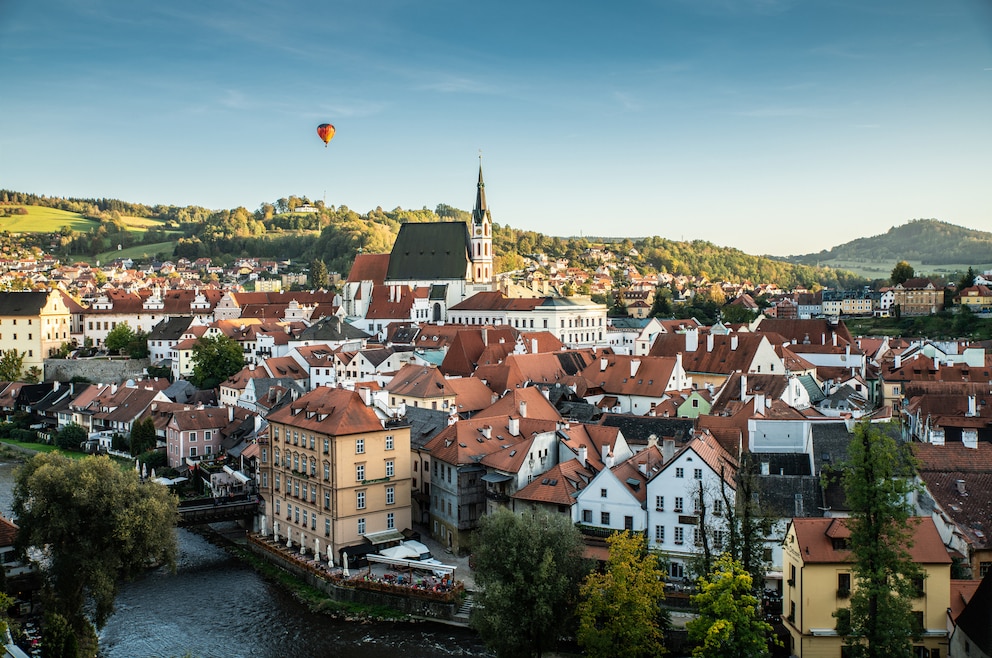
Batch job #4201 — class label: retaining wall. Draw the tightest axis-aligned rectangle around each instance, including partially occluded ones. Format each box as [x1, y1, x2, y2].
[44, 358, 151, 384]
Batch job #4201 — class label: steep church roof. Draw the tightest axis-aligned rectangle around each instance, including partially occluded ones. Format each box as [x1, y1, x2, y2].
[385, 221, 471, 281]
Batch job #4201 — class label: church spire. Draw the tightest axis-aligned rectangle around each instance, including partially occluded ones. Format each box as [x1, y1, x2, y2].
[473, 154, 490, 226]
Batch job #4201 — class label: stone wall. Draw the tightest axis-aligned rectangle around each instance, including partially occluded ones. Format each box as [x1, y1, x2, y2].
[44, 358, 151, 384]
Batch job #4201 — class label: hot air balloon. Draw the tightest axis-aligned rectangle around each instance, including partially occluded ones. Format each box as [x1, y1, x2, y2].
[317, 123, 335, 147]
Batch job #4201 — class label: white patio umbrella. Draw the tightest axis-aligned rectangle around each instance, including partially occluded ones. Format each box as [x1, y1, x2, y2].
[327, 546, 334, 567]
[141, 463, 147, 479]
[342, 551, 350, 577]
[273, 522, 280, 542]
[299, 532, 307, 555]
[135, 459, 140, 474]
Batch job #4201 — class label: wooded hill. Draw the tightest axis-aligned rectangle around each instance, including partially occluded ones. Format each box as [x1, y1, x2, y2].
[2, 189, 866, 289]
[789, 219, 992, 270]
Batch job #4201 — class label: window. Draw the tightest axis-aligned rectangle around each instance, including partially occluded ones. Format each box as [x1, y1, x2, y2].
[714, 499, 723, 515]
[387, 512, 395, 529]
[714, 529, 725, 548]
[356, 491, 366, 510]
[655, 525, 665, 543]
[693, 468, 702, 480]
[190, 432, 197, 442]
[293, 481, 299, 498]
[676, 467, 684, 478]
[325, 519, 331, 537]
[385, 435, 394, 450]
[582, 509, 592, 523]
[624, 516, 633, 531]
[310, 457, 316, 476]
[275, 500, 280, 515]
[293, 454, 299, 471]
[324, 491, 330, 510]
[838, 572, 851, 598]
[674, 527, 684, 544]
[655, 495, 664, 511]
[357, 518, 365, 535]
[600, 512, 610, 525]
[386, 486, 394, 505]
[356, 438, 364, 454]
[323, 438, 329, 454]
[274, 474, 280, 490]
[356, 464, 365, 481]
[385, 460, 394, 478]
[323, 463, 330, 481]
[205, 430, 212, 441]
[600, 488, 607, 498]
[693, 527, 701, 545]
[189, 446, 197, 457]
[674, 497, 684, 513]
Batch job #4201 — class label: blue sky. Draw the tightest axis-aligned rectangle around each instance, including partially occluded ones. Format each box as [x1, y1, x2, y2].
[2, 0, 990, 257]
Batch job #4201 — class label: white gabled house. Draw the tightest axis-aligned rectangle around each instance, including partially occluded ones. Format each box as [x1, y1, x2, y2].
[646, 431, 738, 580]
[572, 445, 665, 536]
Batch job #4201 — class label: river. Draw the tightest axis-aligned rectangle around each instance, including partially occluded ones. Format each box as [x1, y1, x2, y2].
[0, 460, 492, 658]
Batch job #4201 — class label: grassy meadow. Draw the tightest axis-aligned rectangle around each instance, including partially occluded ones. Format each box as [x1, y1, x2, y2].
[96, 240, 177, 262]
[0, 205, 178, 234]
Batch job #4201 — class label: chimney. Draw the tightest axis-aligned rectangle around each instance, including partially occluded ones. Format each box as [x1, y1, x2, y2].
[482, 328, 488, 346]
[481, 425, 492, 439]
[600, 357, 609, 372]
[968, 395, 977, 417]
[531, 338, 538, 354]
[754, 393, 765, 415]
[542, 388, 550, 400]
[821, 332, 826, 345]
[707, 333, 714, 352]
[605, 452, 615, 468]
[519, 400, 527, 418]
[685, 329, 699, 352]
[956, 479, 967, 496]
[508, 417, 520, 436]
[934, 356, 940, 372]
[662, 438, 675, 463]
[730, 335, 739, 351]
[740, 374, 748, 401]
[631, 359, 641, 378]
[229, 406, 234, 422]
[895, 353, 902, 369]
[578, 445, 588, 467]
[761, 461, 770, 476]
[832, 332, 837, 347]
[358, 386, 372, 406]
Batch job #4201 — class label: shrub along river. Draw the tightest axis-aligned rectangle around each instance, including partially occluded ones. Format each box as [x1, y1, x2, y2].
[0, 459, 491, 658]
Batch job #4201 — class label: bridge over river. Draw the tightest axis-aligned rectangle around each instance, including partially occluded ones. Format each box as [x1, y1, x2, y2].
[176, 495, 262, 527]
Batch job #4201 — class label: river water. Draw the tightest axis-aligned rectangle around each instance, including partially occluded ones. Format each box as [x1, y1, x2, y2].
[0, 460, 492, 658]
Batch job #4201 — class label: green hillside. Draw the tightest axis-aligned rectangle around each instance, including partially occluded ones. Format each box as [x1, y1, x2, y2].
[789, 219, 992, 277]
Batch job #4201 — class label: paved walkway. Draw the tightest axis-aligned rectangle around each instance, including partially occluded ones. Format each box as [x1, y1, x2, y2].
[413, 524, 475, 590]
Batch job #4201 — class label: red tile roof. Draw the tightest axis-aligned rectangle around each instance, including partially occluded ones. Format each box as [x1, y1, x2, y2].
[790, 516, 950, 564]
[267, 387, 384, 436]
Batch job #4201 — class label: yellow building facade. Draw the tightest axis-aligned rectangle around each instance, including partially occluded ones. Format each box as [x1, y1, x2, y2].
[263, 387, 412, 562]
[783, 517, 951, 658]
[0, 290, 72, 375]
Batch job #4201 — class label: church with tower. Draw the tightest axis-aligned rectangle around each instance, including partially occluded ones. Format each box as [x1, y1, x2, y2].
[341, 164, 495, 326]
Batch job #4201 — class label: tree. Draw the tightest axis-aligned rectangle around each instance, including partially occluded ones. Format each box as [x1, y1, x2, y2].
[890, 261, 914, 285]
[189, 334, 244, 389]
[649, 288, 672, 318]
[130, 416, 157, 456]
[720, 456, 773, 589]
[13, 453, 177, 649]
[837, 421, 921, 658]
[687, 554, 776, 658]
[55, 423, 87, 451]
[471, 509, 589, 658]
[0, 349, 24, 381]
[959, 266, 977, 291]
[310, 258, 329, 289]
[577, 531, 669, 657]
[103, 323, 135, 355]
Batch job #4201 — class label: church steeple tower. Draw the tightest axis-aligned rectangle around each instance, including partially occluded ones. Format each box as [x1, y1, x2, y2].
[470, 155, 493, 284]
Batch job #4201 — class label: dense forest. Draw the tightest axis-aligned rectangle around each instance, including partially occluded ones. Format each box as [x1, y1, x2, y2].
[790, 219, 992, 267]
[2, 189, 862, 288]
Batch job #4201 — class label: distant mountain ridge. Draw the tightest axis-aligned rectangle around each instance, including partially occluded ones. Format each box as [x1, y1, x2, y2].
[789, 219, 992, 267]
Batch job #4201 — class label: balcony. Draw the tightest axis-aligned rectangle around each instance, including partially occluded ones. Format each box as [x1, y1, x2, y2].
[485, 491, 510, 503]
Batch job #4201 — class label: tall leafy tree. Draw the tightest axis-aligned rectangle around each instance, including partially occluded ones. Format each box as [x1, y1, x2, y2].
[130, 416, 158, 456]
[687, 554, 776, 658]
[55, 423, 87, 451]
[13, 453, 177, 649]
[0, 349, 24, 381]
[103, 322, 135, 355]
[189, 334, 244, 389]
[839, 421, 921, 658]
[890, 261, 915, 285]
[958, 266, 977, 290]
[471, 509, 589, 658]
[577, 531, 669, 657]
